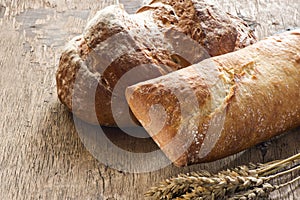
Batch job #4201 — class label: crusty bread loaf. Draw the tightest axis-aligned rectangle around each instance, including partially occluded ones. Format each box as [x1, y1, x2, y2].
[56, 0, 256, 126]
[126, 29, 300, 166]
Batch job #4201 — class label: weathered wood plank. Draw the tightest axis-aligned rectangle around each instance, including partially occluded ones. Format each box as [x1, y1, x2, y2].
[0, 0, 299, 199]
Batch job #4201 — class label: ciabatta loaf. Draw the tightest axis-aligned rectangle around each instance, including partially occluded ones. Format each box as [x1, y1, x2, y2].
[126, 29, 300, 166]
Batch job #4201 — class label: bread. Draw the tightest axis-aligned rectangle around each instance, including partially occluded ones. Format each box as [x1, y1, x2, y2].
[126, 29, 300, 166]
[56, 0, 256, 126]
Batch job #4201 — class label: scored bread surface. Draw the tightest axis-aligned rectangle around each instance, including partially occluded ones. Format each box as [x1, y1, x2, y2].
[56, 0, 256, 126]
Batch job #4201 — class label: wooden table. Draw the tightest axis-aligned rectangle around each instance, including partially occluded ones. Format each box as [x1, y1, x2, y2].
[0, 0, 299, 199]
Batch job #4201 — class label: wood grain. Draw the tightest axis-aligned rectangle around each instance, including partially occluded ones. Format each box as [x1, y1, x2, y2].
[0, 0, 299, 199]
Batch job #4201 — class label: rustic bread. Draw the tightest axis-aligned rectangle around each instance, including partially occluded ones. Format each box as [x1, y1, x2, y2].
[56, 0, 256, 126]
[126, 29, 300, 166]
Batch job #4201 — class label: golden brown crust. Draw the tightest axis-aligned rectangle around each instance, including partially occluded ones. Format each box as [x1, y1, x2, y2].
[148, 0, 256, 56]
[126, 29, 300, 166]
[56, 1, 257, 126]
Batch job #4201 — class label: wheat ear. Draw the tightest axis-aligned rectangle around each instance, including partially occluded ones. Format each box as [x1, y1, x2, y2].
[145, 153, 300, 200]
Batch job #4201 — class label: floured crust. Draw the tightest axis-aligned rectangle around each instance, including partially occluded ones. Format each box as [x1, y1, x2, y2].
[57, 1, 257, 126]
[56, 36, 87, 112]
[126, 30, 300, 166]
[147, 0, 256, 54]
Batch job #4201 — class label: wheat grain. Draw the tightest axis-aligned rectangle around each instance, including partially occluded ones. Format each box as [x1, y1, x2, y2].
[145, 153, 300, 199]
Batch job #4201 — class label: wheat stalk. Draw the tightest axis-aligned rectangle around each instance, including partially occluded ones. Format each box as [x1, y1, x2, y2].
[145, 153, 300, 199]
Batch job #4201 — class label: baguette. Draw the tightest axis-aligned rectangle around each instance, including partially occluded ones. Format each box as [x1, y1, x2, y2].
[56, 0, 256, 126]
[126, 29, 300, 166]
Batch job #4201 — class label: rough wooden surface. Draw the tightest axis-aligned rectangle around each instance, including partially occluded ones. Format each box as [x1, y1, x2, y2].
[0, 0, 299, 199]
